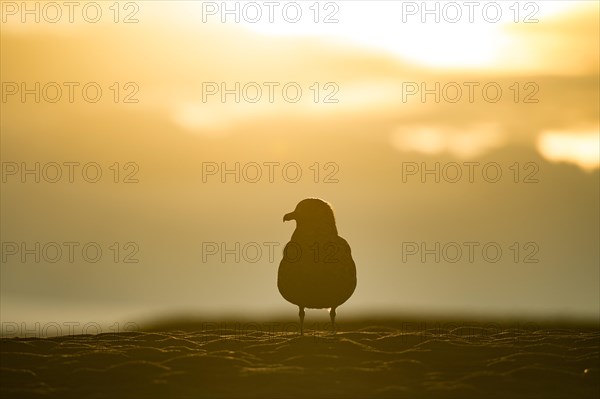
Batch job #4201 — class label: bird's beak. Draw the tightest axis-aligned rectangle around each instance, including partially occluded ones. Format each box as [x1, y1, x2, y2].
[283, 212, 296, 222]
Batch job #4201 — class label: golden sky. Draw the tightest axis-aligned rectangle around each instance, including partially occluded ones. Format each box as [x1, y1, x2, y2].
[1, 1, 598, 327]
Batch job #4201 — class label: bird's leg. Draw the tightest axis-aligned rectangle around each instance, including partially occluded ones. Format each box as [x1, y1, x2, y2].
[330, 307, 337, 335]
[299, 306, 305, 336]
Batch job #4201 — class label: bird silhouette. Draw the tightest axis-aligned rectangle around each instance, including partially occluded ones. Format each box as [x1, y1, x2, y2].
[278, 198, 357, 335]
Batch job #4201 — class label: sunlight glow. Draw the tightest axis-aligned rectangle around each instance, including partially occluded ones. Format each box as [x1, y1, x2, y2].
[240, 1, 586, 69]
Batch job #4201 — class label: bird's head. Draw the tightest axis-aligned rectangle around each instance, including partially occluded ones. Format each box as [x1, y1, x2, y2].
[283, 198, 337, 234]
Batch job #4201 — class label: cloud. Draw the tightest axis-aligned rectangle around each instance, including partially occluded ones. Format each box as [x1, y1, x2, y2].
[537, 130, 600, 171]
[390, 124, 505, 158]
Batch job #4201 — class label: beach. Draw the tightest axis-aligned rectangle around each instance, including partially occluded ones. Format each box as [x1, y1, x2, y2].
[1, 319, 598, 398]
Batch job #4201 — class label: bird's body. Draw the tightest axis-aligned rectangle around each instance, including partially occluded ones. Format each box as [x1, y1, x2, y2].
[278, 198, 357, 334]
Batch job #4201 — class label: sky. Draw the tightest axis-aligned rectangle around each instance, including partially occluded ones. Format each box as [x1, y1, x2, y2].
[1, 1, 598, 332]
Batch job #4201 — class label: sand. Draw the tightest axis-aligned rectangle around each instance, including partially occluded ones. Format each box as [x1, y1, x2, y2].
[1, 320, 598, 398]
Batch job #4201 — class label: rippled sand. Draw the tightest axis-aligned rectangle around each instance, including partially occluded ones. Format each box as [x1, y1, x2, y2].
[1, 321, 598, 398]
